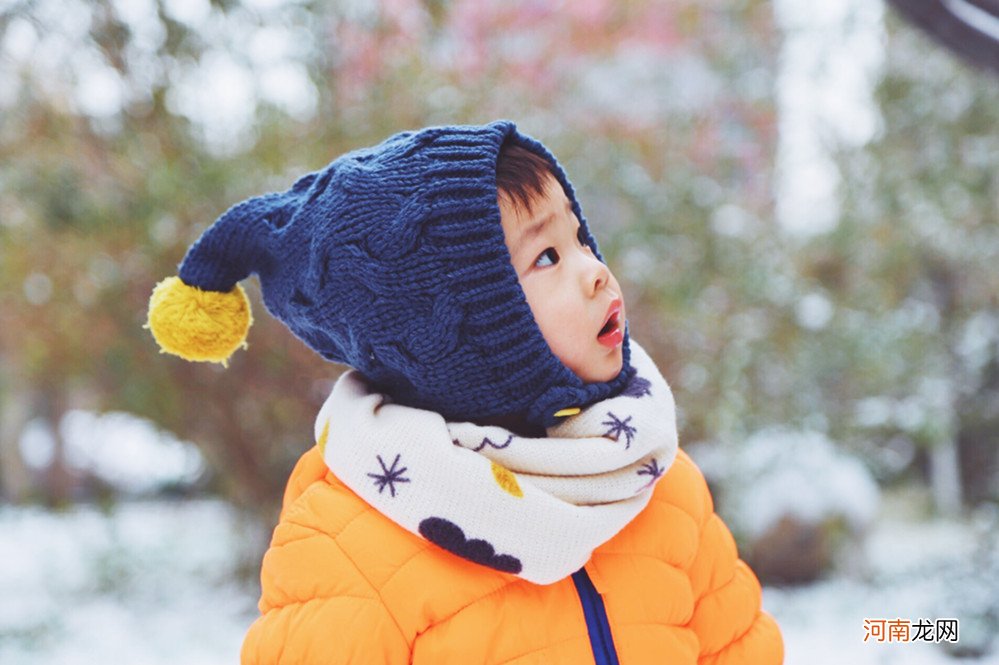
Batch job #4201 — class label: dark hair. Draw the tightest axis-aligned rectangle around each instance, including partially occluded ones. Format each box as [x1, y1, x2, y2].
[495, 140, 556, 215]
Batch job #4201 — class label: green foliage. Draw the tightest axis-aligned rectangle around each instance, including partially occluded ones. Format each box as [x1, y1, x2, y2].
[2, 0, 996, 513]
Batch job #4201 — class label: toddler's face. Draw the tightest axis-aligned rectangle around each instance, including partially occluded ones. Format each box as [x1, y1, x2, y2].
[499, 175, 626, 383]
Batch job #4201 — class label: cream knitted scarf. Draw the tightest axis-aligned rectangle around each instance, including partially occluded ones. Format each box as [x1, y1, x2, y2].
[315, 342, 678, 585]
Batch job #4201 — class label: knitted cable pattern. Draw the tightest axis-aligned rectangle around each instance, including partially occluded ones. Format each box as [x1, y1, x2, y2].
[168, 121, 633, 427]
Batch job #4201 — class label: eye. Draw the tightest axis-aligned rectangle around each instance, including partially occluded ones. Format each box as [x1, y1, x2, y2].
[534, 247, 559, 268]
[576, 225, 589, 247]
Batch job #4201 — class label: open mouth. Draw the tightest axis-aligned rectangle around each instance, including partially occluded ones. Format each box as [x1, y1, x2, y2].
[597, 300, 624, 348]
[598, 313, 618, 337]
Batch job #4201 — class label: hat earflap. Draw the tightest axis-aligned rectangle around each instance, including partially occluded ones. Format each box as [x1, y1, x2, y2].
[146, 276, 252, 367]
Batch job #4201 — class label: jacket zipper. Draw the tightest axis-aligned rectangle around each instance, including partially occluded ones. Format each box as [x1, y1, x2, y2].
[571, 568, 621, 665]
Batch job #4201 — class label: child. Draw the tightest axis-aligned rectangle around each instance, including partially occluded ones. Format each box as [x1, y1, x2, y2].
[147, 121, 783, 664]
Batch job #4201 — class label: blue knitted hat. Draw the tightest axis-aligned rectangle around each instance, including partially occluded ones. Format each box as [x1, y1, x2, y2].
[148, 121, 633, 428]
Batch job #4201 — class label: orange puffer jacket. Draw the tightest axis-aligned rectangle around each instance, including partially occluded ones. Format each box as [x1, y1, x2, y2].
[242, 445, 783, 664]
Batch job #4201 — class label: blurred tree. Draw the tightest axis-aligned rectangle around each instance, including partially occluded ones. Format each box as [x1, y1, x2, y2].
[0, 0, 780, 516]
[9, 0, 994, 522]
[0, 0, 341, 511]
[798, 13, 999, 508]
[886, 0, 999, 75]
[640, 9, 998, 516]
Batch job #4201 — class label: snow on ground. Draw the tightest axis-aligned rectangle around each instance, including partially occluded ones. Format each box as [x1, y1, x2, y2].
[0, 500, 264, 665]
[767, 491, 999, 665]
[0, 494, 996, 664]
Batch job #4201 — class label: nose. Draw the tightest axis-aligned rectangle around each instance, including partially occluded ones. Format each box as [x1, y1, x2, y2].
[580, 252, 610, 296]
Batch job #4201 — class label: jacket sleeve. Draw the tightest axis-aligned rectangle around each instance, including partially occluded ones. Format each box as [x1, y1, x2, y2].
[681, 455, 784, 665]
[241, 489, 411, 664]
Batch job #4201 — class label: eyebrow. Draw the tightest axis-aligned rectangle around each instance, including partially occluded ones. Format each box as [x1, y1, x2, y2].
[510, 200, 576, 260]
[511, 213, 554, 259]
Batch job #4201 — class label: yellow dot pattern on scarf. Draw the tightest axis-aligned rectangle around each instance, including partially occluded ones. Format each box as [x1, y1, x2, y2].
[317, 420, 330, 456]
[491, 462, 523, 498]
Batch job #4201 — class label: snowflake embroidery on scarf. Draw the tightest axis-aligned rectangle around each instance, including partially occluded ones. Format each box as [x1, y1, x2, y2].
[622, 374, 652, 398]
[367, 453, 410, 498]
[602, 411, 637, 449]
[637, 459, 665, 488]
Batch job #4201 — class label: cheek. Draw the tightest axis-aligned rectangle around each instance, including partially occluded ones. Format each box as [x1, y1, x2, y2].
[522, 283, 614, 382]
[524, 286, 560, 333]
[522, 284, 576, 348]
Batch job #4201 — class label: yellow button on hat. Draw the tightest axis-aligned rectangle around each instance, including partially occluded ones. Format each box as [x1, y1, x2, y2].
[553, 407, 581, 418]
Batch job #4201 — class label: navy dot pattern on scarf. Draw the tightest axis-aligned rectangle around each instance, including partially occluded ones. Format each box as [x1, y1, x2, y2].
[419, 516, 523, 574]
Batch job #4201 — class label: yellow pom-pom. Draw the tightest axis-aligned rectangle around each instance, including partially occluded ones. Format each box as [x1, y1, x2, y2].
[146, 276, 252, 366]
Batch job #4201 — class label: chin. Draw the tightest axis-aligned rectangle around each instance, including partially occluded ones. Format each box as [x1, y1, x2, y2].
[578, 357, 623, 384]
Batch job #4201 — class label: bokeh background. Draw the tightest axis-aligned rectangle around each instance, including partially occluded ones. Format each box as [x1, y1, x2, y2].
[1, 0, 997, 663]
